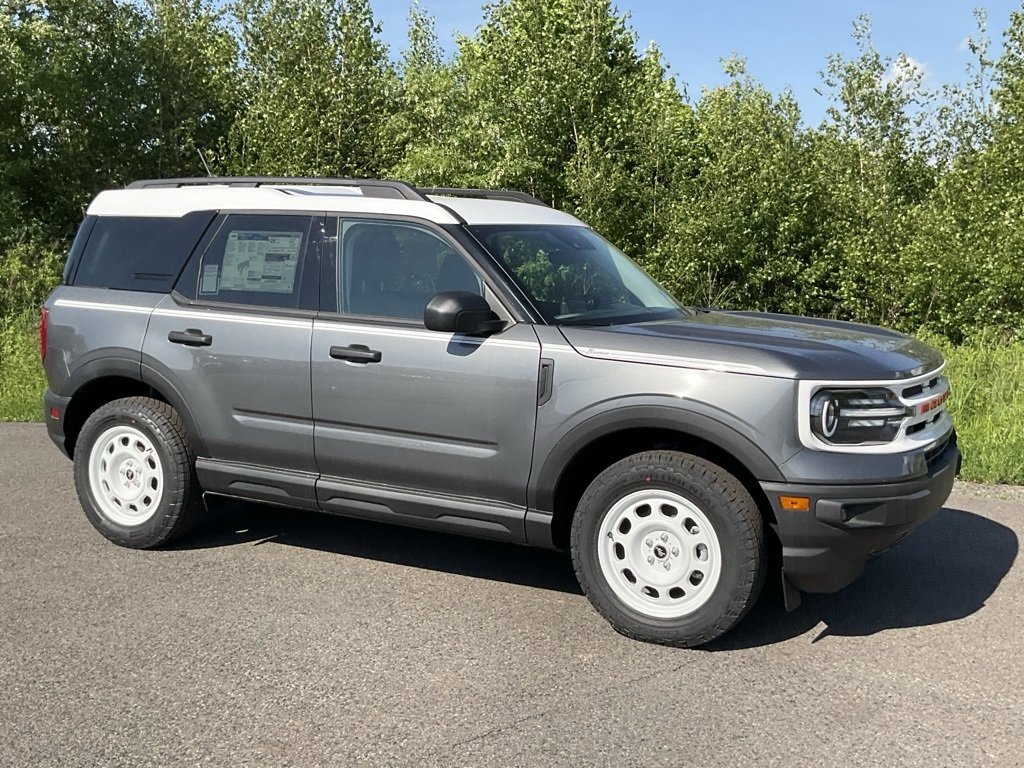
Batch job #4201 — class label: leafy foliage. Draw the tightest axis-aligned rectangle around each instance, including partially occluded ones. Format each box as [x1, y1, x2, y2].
[2, 0, 1024, 340]
[902, 8, 1024, 342]
[0, 236, 62, 317]
[393, 0, 690, 256]
[0, 311, 47, 421]
[3, 0, 1024, 480]
[139, 0, 240, 178]
[226, 0, 400, 177]
[812, 18, 938, 327]
[0, 0, 237, 244]
[650, 60, 824, 313]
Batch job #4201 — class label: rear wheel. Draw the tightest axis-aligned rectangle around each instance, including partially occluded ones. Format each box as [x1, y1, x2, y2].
[571, 451, 765, 647]
[74, 397, 203, 548]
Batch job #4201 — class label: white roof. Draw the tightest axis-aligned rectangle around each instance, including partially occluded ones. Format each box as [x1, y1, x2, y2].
[86, 184, 586, 227]
[427, 195, 583, 226]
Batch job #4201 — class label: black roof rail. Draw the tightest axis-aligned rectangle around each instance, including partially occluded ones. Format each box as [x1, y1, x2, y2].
[419, 187, 548, 207]
[125, 177, 428, 201]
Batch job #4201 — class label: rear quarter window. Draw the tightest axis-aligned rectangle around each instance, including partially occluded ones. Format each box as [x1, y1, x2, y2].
[72, 212, 215, 292]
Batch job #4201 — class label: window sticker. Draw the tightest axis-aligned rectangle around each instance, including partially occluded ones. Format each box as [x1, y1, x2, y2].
[200, 263, 219, 294]
[220, 230, 303, 294]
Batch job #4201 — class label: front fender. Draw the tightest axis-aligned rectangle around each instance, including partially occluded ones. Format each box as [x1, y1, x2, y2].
[528, 402, 785, 514]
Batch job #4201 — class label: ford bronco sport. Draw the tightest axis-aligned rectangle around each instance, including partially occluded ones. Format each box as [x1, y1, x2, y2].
[42, 177, 960, 646]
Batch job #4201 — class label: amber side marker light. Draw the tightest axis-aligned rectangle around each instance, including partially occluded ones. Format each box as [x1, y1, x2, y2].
[779, 496, 810, 512]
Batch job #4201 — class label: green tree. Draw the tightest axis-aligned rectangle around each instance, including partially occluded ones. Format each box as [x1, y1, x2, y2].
[0, 0, 150, 240]
[934, 8, 996, 166]
[393, 0, 691, 256]
[650, 58, 823, 313]
[565, 42, 695, 259]
[388, 1, 462, 180]
[138, 0, 240, 178]
[812, 15, 937, 327]
[904, 8, 1024, 340]
[0, 3, 32, 243]
[228, 0, 400, 177]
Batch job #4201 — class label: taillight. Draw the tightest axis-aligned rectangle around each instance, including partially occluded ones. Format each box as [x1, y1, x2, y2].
[40, 307, 49, 362]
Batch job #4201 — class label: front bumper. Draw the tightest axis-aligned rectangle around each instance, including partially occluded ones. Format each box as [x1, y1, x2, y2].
[760, 434, 961, 593]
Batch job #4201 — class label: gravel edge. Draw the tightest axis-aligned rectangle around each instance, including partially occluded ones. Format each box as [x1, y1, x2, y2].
[952, 479, 1024, 501]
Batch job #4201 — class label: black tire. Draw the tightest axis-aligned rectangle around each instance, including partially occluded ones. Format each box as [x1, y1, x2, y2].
[571, 450, 765, 647]
[73, 396, 204, 549]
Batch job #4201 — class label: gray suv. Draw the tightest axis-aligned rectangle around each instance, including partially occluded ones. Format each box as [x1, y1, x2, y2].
[42, 177, 960, 646]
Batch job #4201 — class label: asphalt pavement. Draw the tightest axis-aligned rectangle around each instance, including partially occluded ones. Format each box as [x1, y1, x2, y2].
[1, 422, 1022, 767]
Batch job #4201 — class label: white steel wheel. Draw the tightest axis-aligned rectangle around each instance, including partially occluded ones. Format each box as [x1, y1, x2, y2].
[597, 489, 723, 619]
[74, 396, 204, 549]
[87, 425, 165, 526]
[571, 450, 765, 647]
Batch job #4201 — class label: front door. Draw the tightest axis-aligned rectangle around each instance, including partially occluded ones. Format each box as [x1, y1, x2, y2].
[311, 218, 541, 539]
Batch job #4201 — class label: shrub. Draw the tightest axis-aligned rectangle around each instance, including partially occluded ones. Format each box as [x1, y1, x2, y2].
[1, 239, 64, 317]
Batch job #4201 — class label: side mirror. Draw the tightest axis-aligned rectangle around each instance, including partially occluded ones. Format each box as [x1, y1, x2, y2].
[424, 291, 506, 335]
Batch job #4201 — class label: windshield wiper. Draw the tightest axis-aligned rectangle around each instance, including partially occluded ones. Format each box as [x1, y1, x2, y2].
[559, 318, 617, 326]
[560, 308, 688, 327]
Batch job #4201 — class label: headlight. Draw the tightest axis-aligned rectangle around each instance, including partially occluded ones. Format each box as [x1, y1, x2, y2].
[809, 388, 908, 445]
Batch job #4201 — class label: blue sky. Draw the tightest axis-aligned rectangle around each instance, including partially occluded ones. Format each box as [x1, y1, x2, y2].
[368, 0, 1022, 125]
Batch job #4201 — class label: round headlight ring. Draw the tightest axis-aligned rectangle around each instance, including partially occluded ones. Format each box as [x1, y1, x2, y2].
[821, 397, 839, 438]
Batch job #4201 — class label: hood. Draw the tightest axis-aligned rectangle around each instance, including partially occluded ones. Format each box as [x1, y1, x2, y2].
[558, 310, 944, 381]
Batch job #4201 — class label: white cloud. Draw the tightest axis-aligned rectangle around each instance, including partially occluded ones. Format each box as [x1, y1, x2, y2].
[880, 55, 931, 90]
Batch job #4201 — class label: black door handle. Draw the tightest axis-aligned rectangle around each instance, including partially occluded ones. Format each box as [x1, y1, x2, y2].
[330, 344, 382, 364]
[168, 329, 213, 347]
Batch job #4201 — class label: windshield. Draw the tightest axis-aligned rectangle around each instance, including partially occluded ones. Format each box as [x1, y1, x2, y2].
[469, 224, 688, 325]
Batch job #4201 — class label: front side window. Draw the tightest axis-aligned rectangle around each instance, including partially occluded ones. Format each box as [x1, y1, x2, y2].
[470, 224, 686, 325]
[194, 214, 313, 309]
[339, 220, 482, 321]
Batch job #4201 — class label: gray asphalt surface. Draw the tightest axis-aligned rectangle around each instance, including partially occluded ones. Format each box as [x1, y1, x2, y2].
[1, 422, 1022, 767]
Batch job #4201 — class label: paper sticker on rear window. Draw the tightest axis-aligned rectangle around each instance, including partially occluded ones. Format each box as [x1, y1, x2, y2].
[220, 230, 302, 294]
[200, 263, 219, 294]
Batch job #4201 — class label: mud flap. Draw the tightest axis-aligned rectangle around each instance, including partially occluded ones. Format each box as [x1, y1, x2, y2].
[781, 568, 802, 612]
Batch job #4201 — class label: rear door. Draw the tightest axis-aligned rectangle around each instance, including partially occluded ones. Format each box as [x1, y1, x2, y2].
[143, 212, 323, 505]
[310, 217, 541, 539]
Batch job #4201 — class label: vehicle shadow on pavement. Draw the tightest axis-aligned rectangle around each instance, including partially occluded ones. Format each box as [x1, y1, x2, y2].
[174, 502, 1016, 647]
[176, 498, 583, 595]
[707, 507, 1019, 650]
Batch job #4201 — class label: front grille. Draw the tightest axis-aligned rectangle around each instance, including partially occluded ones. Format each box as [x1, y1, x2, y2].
[800, 367, 952, 454]
[897, 375, 951, 446]
[906, 411, 944, 436]
[902, 377, 940, 400]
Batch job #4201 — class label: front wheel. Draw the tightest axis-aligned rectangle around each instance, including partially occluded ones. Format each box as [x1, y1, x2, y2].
[571, 451, 765, 647]
[73, 396, 204, 548]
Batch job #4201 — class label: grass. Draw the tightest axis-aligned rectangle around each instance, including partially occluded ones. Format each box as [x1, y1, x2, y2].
[924, 330, 1024, 485]
[2, 314, 1022, 484]
[0, 311, 46, 422]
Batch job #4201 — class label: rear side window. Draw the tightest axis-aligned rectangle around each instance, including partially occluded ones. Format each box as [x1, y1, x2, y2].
[187, 214, 316, 310]
[73, 213, 214, 292]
